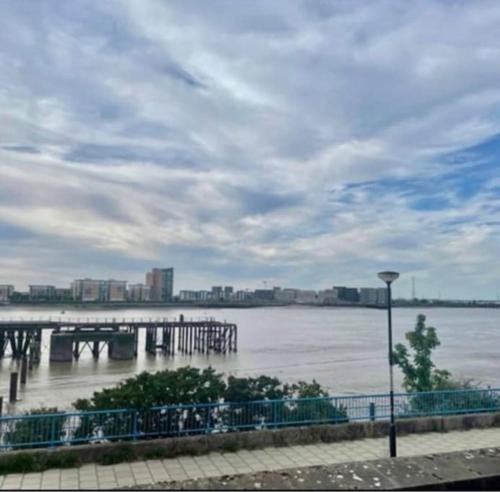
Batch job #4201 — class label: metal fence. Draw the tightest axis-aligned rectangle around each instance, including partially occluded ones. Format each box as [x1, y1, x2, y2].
[1, 387, 498, 450]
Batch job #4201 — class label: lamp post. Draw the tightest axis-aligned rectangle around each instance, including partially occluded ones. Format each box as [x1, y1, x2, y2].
[378, 270, 400, 458]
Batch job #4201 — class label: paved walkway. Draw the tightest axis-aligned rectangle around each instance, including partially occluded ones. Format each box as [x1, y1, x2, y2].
[1, 427, 500, 490]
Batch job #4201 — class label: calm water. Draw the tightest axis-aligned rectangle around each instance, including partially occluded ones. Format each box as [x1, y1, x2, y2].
[0, 306, 499, 413]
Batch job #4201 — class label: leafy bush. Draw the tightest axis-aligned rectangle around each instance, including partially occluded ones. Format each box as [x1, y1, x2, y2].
[70, 367, 348, 443]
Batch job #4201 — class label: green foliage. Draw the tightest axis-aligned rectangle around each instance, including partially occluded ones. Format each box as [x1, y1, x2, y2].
[0, 452, 36, 474]
[394, 315, 499, 416]
[75, 366, 226, 410]
[392, 314, 452, 392]
[221, 440, 240, 453]
[98, 444, 136, 465]
[225, 375, 284, 402]
[142, 447, 172, 460]
[407, 381, 499, 417]
[70, 367, 347, 443]
[0, 450, 80, 475]
[43, 453, 78, 469]
[283, 380, 348, 426]
[5, 407, 65, 450]
[72, 367, 227, 443]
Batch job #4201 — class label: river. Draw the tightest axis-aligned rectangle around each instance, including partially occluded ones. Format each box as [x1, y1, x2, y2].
[0, 306, 498, 413]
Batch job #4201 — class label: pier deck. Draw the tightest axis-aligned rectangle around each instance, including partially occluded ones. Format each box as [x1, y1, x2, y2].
[0, 317, 237, 362]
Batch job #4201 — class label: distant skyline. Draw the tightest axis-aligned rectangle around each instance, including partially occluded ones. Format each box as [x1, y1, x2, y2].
[1, 1, 499, 300]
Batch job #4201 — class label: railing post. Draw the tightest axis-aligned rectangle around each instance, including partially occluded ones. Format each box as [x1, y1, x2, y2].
[132, 410, 138, 440]
[50, 415, 57, 447]
[369, 402, 376, 421]
[206, 406, 211, 434]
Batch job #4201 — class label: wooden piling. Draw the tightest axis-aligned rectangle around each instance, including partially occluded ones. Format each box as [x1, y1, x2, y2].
[9, 372, 18, 403]
[20, 357, 28, 384]
[28, 343, 34, 370]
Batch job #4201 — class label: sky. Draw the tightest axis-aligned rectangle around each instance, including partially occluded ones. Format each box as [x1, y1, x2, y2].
[1, 1, 499, 300]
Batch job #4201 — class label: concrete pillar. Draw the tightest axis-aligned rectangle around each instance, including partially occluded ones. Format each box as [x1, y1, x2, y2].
[109, 333, 135, 360]
[49, 333, 74, 362]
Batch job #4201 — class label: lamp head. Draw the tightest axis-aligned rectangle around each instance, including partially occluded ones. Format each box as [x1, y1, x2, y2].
[377, 271, 400, 284]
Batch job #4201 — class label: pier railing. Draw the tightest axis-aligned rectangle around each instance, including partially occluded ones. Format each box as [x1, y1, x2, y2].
[0, 387, 498, 450]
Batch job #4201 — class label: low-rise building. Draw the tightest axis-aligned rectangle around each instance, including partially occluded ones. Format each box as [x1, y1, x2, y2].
[333, 286, 360, 303]
[29, 285, 56, 300]
[318, 289, 337, 304]
[254, 289, 274, 301]
[359, 287, 378, 305]
[71, 279, 127, 302]
[274, 288, 298, 303]
[128, 283, 151, 302]
[179, 290, 198, 302]
[106, 280, 127, 302]
[359, 287, 388, 306]
[55, 288, 72, 301]
[295, 289, 318, 304]
[0, 285, 14, 302]
[72, 279, 104, 302]
[211, 286, 223, 301]
[198, 290, 210, 301]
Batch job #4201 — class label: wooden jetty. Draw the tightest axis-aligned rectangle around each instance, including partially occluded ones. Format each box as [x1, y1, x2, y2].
[0, 317, 237, 363]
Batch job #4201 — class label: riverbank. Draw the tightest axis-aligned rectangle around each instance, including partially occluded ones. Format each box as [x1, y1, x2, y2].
[1, 301, 499, 310]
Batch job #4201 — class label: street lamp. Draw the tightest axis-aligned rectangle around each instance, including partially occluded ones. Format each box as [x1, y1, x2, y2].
[378, 270, 400, 458]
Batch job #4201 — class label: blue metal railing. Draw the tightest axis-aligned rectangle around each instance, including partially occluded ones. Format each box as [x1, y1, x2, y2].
[0, 387, 498, 450]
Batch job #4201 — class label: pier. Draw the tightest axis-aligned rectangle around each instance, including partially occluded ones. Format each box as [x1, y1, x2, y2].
[0, 317, 237, 362]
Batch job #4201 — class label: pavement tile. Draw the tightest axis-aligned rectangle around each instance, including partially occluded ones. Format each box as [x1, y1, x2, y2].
[3, 427, 500, 489]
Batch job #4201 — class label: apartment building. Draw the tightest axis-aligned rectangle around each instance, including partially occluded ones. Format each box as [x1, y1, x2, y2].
[146, 268, 174, 302]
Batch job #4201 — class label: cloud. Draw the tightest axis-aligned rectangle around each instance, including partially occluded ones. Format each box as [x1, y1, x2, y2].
[0, 0, 499, 298]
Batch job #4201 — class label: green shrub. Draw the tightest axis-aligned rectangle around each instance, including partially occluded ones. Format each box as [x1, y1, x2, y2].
[142, 447, 171, 460]
[71, 367, 347, 441]
[98, 445, 136, 465]
[0, 453, 36, 474]
[221, 440, 240, 453]
[43, 452, 79, 469]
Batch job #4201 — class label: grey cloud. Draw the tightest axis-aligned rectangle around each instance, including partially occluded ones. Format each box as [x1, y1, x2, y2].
[0, 0, 500, 298]
[1, 145, 41, 154]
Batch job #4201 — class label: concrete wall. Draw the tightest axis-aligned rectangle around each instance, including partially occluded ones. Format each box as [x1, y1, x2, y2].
[108, 333, 135, 360]
[1, 411, 500, 468]
[49, 334, 73, 362]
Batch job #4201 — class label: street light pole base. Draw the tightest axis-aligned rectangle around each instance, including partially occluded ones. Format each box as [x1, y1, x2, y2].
[389, 424, 397, 457]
